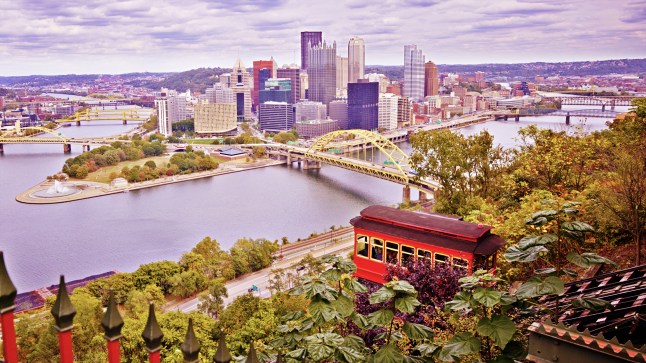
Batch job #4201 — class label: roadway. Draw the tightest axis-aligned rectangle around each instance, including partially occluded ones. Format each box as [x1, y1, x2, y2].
[166, 227, 355, 313]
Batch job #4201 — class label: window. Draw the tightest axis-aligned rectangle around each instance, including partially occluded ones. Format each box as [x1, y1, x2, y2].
[356, 235, 369, 258]
[435, 253, 449, 265]
[386, 242, 400, 264]
[401, 245, 415, 264]
[453, 257, 469, 271]
[417, 248, 432, 260]
[370, 238, 384, 262]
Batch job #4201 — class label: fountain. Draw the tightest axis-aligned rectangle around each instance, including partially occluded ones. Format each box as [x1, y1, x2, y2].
[32, 180, 79, 198]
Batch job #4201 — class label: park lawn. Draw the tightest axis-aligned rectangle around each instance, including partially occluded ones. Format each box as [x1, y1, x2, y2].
[83, 156, 171, 184]
[184, 139, 222, 145]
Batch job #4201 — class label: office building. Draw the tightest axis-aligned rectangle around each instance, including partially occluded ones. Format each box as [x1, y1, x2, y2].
[300, 72, 308, 99]
[378, 93, 399, 131]
[348, 36, 365, 84]
[348, 81, 378, 130]
[155, 89, 188, 136]
[294, 100, 327, 122]
[277, 66, 301, 104]
[295, 119, 340, 138]
[205, 83, 234, 104]
[336, 56, 348, 91]
[308, 41, 337, 106]
[365, 73, 389, 93]
[231, 58, 252, 121]
[259, 78, 292, 104]
[329, 99, 348, 129]
[404, 45, 425, 101]
[253, 59, 277, 109]
[194, 103, 237, 136]
[397, 96, 413, 128]
[300, 31, 322, 70]
[258, 101, 294, 132]
[424, 61, 439, 97]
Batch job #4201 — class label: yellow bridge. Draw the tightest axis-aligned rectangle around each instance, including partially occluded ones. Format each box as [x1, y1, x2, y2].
[0, 122, 122, 153]
[258, 130, 439, 202]
[57, 107, 151, 125]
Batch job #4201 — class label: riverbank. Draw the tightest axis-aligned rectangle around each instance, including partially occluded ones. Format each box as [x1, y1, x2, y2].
[16, 159, 286, 204]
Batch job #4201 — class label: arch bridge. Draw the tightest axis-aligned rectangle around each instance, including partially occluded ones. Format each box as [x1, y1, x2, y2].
[57, 107, 151, 125]
[263, 130, 439, 203]
[0, 122, 120, 153]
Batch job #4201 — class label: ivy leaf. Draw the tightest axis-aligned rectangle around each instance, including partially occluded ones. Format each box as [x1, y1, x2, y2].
[473, 288, 502, 307]
[395, 295, 421, 314]
[368, 309, 394, 327]
[517, 234, 557, 249]
[572, 297, 613, 312]
[476, 315, 516, 349]
[374, 344, 404, 363]
[503, 245, 548, 263]
[370, 287, 396, 304]
[439, 333, 481, 361]
[567, 252, 617, 268]
[445, 291, 473, 311]
[403, 322, 435, 340]
[516, 276, 564, 299]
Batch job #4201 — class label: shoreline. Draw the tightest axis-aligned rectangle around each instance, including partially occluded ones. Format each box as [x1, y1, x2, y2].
[16, 159, 286, 204]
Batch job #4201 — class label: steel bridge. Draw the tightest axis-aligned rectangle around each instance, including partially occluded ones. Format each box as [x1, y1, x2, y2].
[539, 95, 635, 107]
[57, 108, 151, 125]
[0, 123, 120, 153]
[259, 130, 439, 202]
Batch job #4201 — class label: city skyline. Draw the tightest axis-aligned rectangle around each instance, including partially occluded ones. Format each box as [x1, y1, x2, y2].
[1, 0, 645, 76]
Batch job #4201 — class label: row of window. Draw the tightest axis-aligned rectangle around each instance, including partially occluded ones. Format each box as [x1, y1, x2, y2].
[356, 235, 469, 270]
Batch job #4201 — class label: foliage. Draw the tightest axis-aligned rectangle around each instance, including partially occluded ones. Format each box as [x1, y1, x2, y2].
[172, 119, 195, 132]
[273, 130, 299, 144]
[230, 238, 278, 276]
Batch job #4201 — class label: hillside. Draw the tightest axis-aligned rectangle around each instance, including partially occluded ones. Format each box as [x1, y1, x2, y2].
[135, 67, 231, 93]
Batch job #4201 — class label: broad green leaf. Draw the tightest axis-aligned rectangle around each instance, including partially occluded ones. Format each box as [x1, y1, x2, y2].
[439, 333, 481, 361]
[374, 344, 404, 363]
[307, 342, 335, 361]
[335, 346, 365, 363]
[476, 315, 516, 349]
[337, 259, 358, 274]
[343, 335, 366, 351]
[503, 245, 548, 263]
[572, 297, 613, 312]
[395, 295, 421, 314]
[562, 201, 581, 208]
[282, 310, 304, 321]
[517, 234, 557, 248]
[403, 322, 435, 340]
[332, 294, 355, 318]
[567, 252, 617, 268]
[309, 300, 341, 324]
[473, 287, 502, 307]
[368, 309, 394, 327]
[562, 268, 578, 278]
[535, 267, 557, 275]
[562, 208, 580, 215]
[498, 293, 517, 306]
[502, 340, 527, 359]
[561, 221, 594, 233]
[525, 216, 548, 226]
[531, 209, 558, 219]
[350, 312, 372, 329]
[344, 279, 368, 293]
[415, 343, 441, 357]
[321, 269, 342, 281]
[286, 348, 306, 360]
[458, 275, 481, 289]
[515, 276, 564, 299]
[445, 291, 473, 311]
[386, 280, 417, 295]
[403, 356, 428, 363]
[370, 287, 396, 304]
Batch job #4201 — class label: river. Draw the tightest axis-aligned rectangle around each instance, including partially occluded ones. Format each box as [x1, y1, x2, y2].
[0, 104, 629, 291]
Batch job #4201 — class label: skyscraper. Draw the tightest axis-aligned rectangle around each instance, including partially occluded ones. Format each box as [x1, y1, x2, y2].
[336, 56, 348, 91]
[253, 59, 277, 110]
[404, 45, 425, 101]
[231, 58, 252, 121]
[424, 61, 439, 97]
[378, 93, 399, 131]
[308, 41, 337, 107]
[277, 66, 301, 104]
[348, 36, 365, 84]
[300, 31, 322, 71]
[348, 81, 378, 131]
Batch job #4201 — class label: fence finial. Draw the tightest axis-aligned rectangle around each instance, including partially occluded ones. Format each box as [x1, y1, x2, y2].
[51, 275, 76, 331]
[214, 331, 232, 363]
[245, 341, 260, 363]
[142, 303, 163, 352]
[101, 290, 124, 340]
[181, 318, 201, 363]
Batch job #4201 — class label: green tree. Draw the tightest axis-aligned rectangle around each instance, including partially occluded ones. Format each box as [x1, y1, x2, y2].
[198, 278, 228, 319]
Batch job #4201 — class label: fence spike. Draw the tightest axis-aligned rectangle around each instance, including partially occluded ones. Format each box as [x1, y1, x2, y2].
[142, 303, 163, 352]
[245, 341, 260, 363]
[214, 332, 232, 363]
[51, 275, 76, 331]
[181, 318, 201, 363]
[101, 290, 124, 341]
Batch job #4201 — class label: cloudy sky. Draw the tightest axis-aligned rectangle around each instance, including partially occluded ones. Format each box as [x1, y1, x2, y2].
[1, 0, 645, 76]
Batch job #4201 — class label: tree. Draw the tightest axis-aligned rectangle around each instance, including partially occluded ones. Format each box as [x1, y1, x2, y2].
[198, 277, 228, 319]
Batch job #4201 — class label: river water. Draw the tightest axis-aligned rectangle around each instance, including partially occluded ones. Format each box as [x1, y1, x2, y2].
[0, 103, 629, 291]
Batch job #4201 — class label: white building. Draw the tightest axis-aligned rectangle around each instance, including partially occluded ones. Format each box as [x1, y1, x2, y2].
[294, 100, 327, 122]
[378, 93, 399, 131]
[348, 36, 365, 84]
[205, 83, 235, 104]
[155, 88, 188, 136]
[365, 73, 389, 93]
[403, 45, 425, 101]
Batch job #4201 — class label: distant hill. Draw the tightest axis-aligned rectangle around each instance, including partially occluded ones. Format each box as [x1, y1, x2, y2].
[366, 58, 646, 81]
[0, 72, 168, 87]
[137, 67, 231, 93]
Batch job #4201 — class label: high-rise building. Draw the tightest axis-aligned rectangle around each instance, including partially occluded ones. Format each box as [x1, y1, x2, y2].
[424, 61, 439, 97]
[397, 96, 413, 128]
[404, 45, 425, 101]
[308, 41, 337, 107]
[231, 58, 252, 121]
[277, 66, 301, 104]
[348, 36, 365, 84]
[155, 89, 188, 136]
[378, 93, 399, 131]
[258, 102, 294, 132]
[336, 56, 348, 91]
[205, 83, 234, 104]
[194, 103, 237, 136]
[300, 71, 308, 99]
[329, 100, 348, 129]
[348, 81, 378, 131]
[259, 78, 292, 104]
[253, 59, 277, 109]
[295, 119, 340, 138]
[294, 100, 327, 122]
[365, 73, 389, 93]
[300, 31, 322, 70]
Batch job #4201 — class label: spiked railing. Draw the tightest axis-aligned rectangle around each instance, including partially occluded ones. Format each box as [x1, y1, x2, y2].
[0, 252, 271, 362]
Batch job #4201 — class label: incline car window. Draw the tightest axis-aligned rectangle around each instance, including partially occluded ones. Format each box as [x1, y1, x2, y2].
[356, 235, 369, 258]
[371, 238, 384, 262]
[386, 241, 399, 264]
[401, 245, 415, 264]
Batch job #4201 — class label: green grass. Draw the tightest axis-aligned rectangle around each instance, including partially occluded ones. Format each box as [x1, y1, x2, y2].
[183, 139, 222, 144]
[83, 156, 171, 184]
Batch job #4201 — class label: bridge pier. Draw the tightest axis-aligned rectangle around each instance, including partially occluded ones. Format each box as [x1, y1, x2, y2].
[602, 104, 606, 112]
[286, 152, 291, 165]
[76, 121, 81, 126]
[402, 185, 411, 205]
[0, 143, 3, 153]
[83, 145, 90, 152]
[514, 115, 520, 122]
[611, 100, 615, 110]
[419, 191, 428, 203]
[303, 160, 321, 170]
[503, 115, 508, 121]
[122, 120, 127, 125]
[63, 144, 71, 153]
[565, 112, 571, 125]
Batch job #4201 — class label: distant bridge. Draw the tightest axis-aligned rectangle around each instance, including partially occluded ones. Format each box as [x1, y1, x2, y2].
[493, 108, 620, 124]
[0, 124, 122, 153]
[57, 108, 151, 125]
[540, 95, 635, 108]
